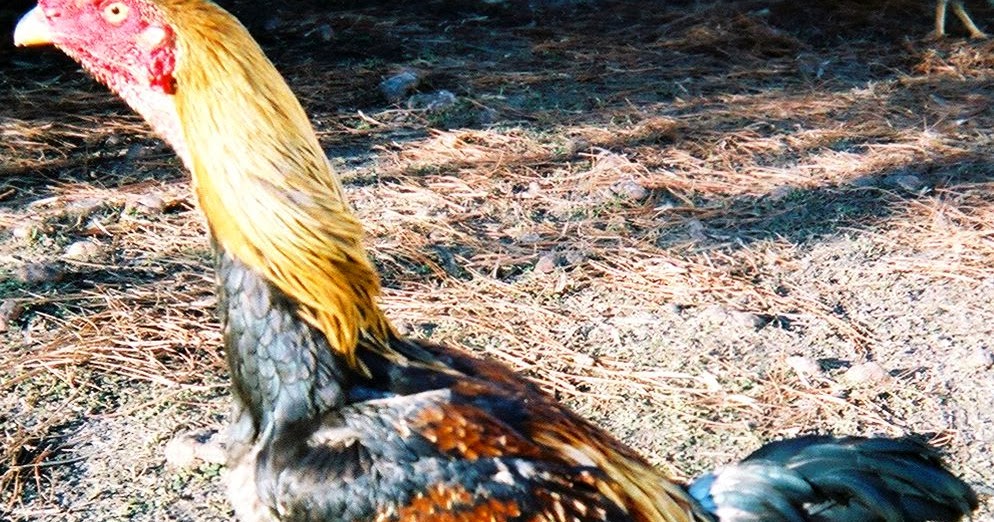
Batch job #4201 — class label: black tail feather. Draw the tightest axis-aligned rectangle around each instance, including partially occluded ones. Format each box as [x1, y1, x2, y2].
[688, 436, 978, 522]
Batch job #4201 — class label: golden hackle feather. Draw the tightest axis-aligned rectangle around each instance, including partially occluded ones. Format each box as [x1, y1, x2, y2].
[159, 0, 393, 368]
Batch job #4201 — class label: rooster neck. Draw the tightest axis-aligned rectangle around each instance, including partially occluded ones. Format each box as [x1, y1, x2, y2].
[165, 2, 393, 366]
[217, 249, 349, 434]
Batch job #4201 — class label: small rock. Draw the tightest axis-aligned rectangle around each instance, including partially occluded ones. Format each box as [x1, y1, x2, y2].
[965, 346, 993, 370]
[698, 304, 729, 325]
[534, 253, 559, 273]
[843, 361, 891, 385]
[124, 143, 158, 161]
[196, 437, 227, 465]
[654, 197, 677, 211]
[380, 70, 421, 103]
[786, 356, 821, 377]
[479, 107, 499, 125]
[15, 263, 64, 284]
[767, 186, 794, 201]
[565, 138, 590, 156]
[517, 232, 542, 244]
[315, 23, 334, 42]
[11, 222, 38, 239]
[518, 181, 541, 199]
[68, 197, 104, 216]
[729, 310, 768, 329]
[573, 353, 596, 368]
[135, 194, 166, 214]
[662, 302, 683, 315]
[0, 299, 25, 332]
[850, 176, 879, 188]
[686, 218, 707, 241]
[408, 90, 457, 111]
[64, 240, 104, 262]
[611, 179, 648, 200]
[563, 250, 586, 265]
[886, 174, 924, 192]
[263, 17, 281, 32]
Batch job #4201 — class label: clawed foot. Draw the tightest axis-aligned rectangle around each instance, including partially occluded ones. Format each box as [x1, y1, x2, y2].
[925, 30, 988, 40]
[164, 428, 228, 468]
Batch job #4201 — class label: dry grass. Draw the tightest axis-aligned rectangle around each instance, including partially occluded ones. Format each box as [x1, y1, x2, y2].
[2, 0, 993, 518]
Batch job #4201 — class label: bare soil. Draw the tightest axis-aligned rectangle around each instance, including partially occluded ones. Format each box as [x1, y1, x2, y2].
[2, 0, 992, 519]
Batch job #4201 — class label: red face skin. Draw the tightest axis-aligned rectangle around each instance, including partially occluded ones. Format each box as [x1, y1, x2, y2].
[25, 0, 189, 165]
[32, 0, 177, 94]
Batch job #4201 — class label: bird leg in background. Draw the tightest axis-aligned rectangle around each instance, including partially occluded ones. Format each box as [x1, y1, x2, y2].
[935, 0, 990, 38]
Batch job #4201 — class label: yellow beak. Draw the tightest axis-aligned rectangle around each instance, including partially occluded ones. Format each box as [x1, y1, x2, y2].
[14, 6, 55, 47]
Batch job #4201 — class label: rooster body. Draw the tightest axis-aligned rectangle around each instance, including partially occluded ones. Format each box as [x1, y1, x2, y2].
[15, 1, 979, 521]
[217, 250, 699, 522]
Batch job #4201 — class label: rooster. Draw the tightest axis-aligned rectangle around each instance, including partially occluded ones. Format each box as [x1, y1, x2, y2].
[14, 1, 979, 521]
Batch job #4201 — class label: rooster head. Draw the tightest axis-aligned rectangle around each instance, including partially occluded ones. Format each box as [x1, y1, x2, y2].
[15, 0, 392, 366]
[15, 0, 177, 96]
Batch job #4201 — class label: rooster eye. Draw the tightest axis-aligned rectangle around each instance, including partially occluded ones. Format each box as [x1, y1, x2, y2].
[102, 2, 130, 25]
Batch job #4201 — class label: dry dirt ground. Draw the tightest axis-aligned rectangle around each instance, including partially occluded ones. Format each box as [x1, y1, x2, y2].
[2, 0, 993, 519]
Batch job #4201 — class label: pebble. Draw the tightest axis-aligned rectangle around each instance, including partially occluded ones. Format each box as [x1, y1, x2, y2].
[315, 24, 334, 42]
[124, 143, 156, 161]
[0, 299, 25, 332]
[886, 174, 924, 192]
[843, 361, 891, 385]
[517, 232, 542, 244]
[563, 250, 587, 265]
[965, 346, 993, 370]
[850, 175, 879, 188]
[698, 304, 729, 325]
[686, 218, 707, 241]
[518, 181, 541, 199]
[478, 107, 499, 125]
[408, 90, 457, 111]
[534, 253, 559, 273]
[69, 197, 104, 216]
[11, 222, 38, 239]
[135, 194, 166, 214]
[611, 179, 648, 200]
[15, 263, 64, 284]
[573, 353, 596, 368]
[767, 186, 794, 201]
[786, 355, 821, 377]
[64, 240, 104, 262]
[379, 70, 421, 103]
[565, 138, 590, 156]
[729, 310, 768, 329]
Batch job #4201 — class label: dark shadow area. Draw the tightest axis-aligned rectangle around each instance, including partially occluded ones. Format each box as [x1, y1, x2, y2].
[664, 155, 994, 248]
[7, 0, 994, 279]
